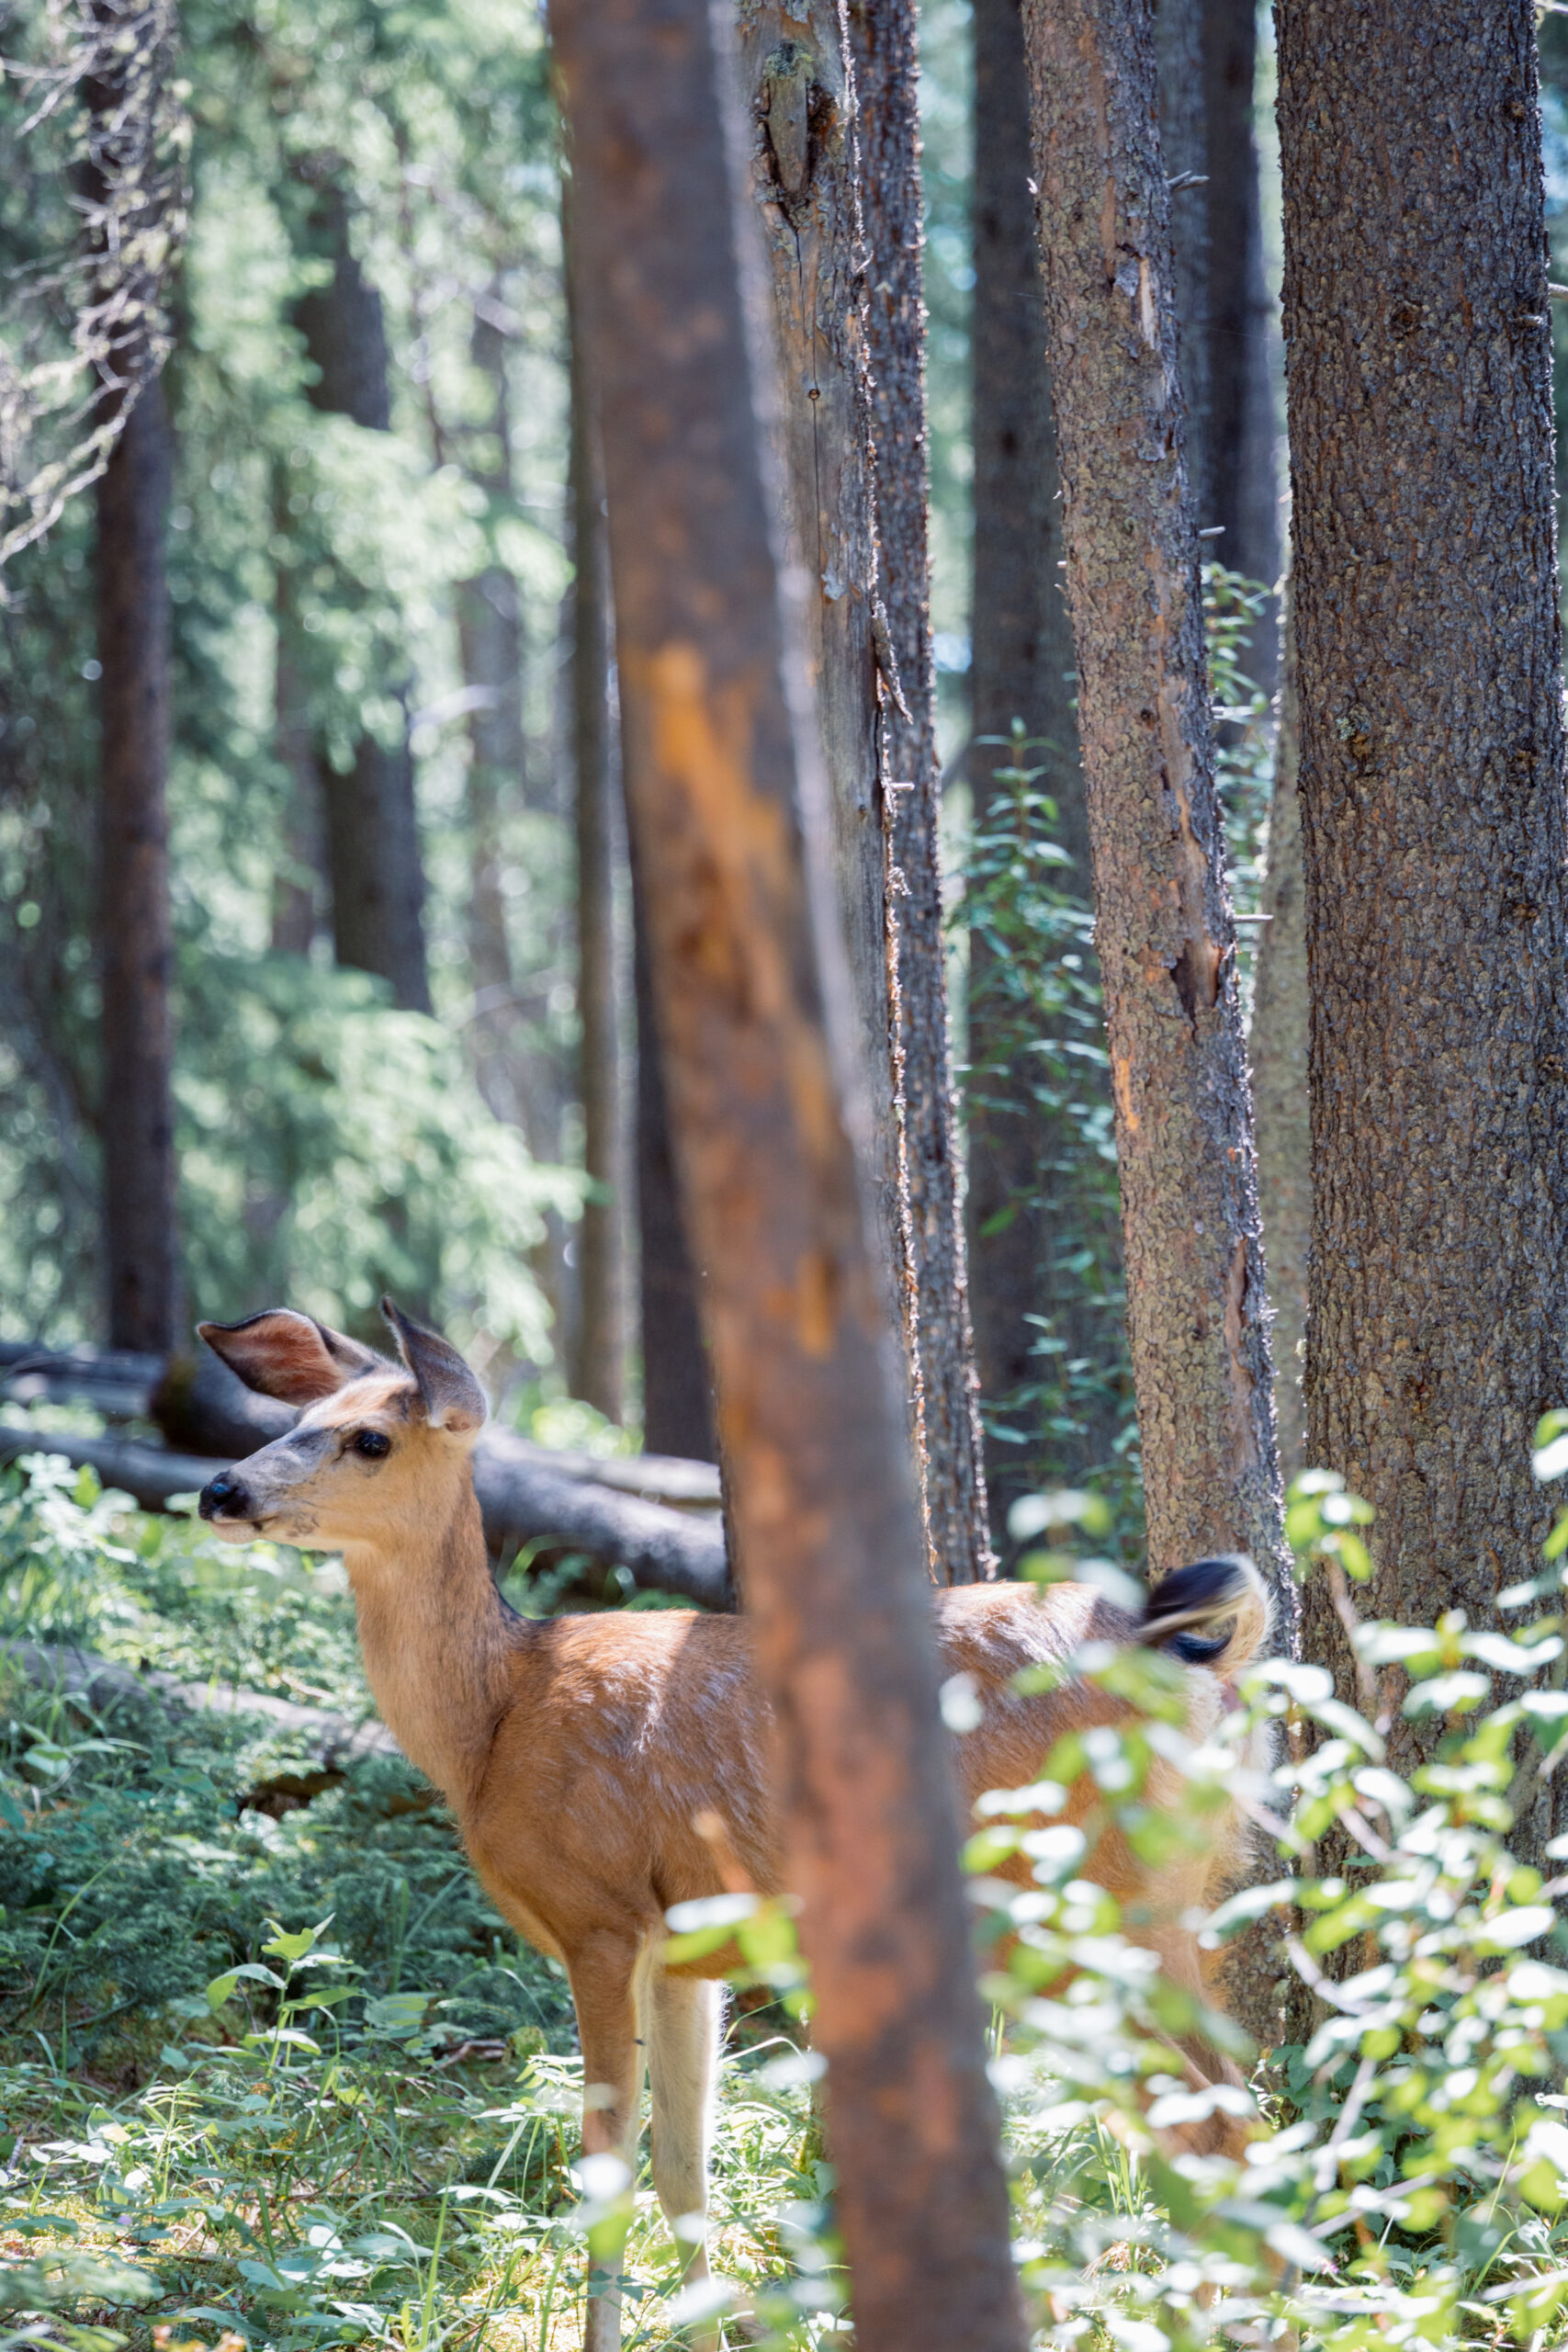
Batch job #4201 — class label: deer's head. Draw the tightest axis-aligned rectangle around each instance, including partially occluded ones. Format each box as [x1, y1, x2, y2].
[196, 1299, 487, 1551]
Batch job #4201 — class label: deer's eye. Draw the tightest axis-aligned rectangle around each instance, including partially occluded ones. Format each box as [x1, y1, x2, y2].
[351, 1430, 391, 1460]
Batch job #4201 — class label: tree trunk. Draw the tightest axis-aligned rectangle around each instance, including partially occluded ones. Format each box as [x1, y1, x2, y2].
[567, 243, 624, 1422]
[270, 466, 321, 957]
[1249, 573, 1306, 1482]
[968, 0, 1125, 1547]
[847, 0, 993, 1583]
[1201, 0, 1279, 686]
[552, 0, 1025, 2335]
[457, 304, 528, 1125]
[630, 835, 716, 1464]
[97, 373, 180, 1354]
[1021, 0, 1289, 1604]
[291, 176, 431, 1014]
[1278, 0, 1568, 1845]
[731, 2, 921, 1479]
[1151, 0, 1211, 527]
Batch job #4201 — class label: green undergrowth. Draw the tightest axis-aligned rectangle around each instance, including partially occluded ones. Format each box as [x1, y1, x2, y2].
[16, 1444, 1568, 2352]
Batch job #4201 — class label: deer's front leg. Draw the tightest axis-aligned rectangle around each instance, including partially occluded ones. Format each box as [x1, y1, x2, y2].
[570, 1931, 648, 2352]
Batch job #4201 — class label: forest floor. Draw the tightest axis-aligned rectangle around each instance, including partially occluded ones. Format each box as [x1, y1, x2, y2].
[0, 1446, 836, 2352]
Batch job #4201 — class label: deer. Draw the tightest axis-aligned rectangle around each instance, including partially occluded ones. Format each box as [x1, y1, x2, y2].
[195, 1299, 1274, 2352]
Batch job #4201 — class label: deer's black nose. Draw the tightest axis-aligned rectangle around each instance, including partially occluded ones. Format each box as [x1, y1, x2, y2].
[199, 1470, 252, 1521]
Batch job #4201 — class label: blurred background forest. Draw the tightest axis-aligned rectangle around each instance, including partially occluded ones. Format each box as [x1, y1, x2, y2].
[4, 0, 1568, 1525]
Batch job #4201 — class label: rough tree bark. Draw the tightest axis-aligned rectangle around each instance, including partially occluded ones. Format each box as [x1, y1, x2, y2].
[847, 0, 992, 1581]
[730, 2, 921, 1478]
[97, 371, 179, 1353]
[967, 0, 1122, 1541]
[1249, 577, 1306, 1481]
[1021, 0, 1289, 1601]
[1278, 0, 1568, 1845]
[1201, 0, 1279, 685]
[630, 833, 716, 1463]
[1151, 0, 1211, 526]
[291, 175, 431, 1014]
[566, 232, 624, 1421]
[552, 0, 1024, 2335]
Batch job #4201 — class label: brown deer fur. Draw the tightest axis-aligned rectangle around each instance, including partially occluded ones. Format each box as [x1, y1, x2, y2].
[197, 1302, 1271, 2352]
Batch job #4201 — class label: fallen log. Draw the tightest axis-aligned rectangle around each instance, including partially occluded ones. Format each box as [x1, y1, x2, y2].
[3, 1637, 407, 1815]
[0, 1340, 723, 1510]
[0, 1418, 733, 1610]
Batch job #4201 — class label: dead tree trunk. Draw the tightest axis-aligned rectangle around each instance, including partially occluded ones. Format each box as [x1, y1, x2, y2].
[846, 0, 992, 1582]
[731, 3, 923, 1496]
[96, 372, 179, 1353]
[291, 175, 430, 1014]
[968, 0, 1125, 1544]
[553, 0, 1025, 2335]
[1249, 575, 1306, 1482]
[271, 461, 321, 956]
[1201, 0, 1278, 686]
[566, 232, 624, 1421]
[1021, 0, 1289, 1604]
[1279, 0, 1568, 1853]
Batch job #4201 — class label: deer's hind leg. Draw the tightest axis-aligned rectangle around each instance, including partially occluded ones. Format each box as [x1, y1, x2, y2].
[647, 1969, 723, 2280]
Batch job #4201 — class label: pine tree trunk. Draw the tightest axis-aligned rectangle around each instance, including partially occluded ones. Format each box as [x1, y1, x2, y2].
[553, 0, 1024, 2325]
[630, 835, 716, 1464]
[968, 0, 1124, 1547]
[846, 0, 992, 1582]
[732, 1, 919, 1480]
[270, 466, 321, 957]
[1021, 0, 1289, 1601]
[1279, 0, 1568, 1849]
[1151, 0, 1211, 527]
[1249, 574, 1306, 1482]
[291, 176, 431, 1014]
[97, 373, 179, 1354]
[567, 259, 624, 1422]
[1201, 0, 1278, 686]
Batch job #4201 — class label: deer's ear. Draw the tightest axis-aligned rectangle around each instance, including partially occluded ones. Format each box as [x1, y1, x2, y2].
[197, 1310, 383, 1405]
[382, 1298, 488, 1433]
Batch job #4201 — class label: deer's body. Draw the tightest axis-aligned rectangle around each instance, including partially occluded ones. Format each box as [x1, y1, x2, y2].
[197, 1304, 1270, 2352]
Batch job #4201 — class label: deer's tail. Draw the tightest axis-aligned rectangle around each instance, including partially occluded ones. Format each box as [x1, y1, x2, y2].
[1135, 1555, 1271, 1681]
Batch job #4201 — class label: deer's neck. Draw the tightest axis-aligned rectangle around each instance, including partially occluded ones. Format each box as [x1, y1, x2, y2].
[343, 1482, 525, 1808]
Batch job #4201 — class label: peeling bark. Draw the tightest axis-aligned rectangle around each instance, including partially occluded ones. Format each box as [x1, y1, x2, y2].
[1021, 0, 1289, 1606]
[553, 0, 1024, 2331]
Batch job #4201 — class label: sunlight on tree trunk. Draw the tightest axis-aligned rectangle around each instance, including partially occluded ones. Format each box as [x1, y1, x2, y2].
[1249, 574, 1306, 1484]
[732, 0, 926, 1521]
[1021, 0, 1289, 1606]
[553, 0, 1025, 2332]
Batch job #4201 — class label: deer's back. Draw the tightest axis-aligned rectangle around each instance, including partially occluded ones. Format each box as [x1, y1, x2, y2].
[465, 1580, 1235, 1967]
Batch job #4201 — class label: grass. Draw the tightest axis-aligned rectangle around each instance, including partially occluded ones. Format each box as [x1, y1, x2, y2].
[0, 1448, 837, 2352]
